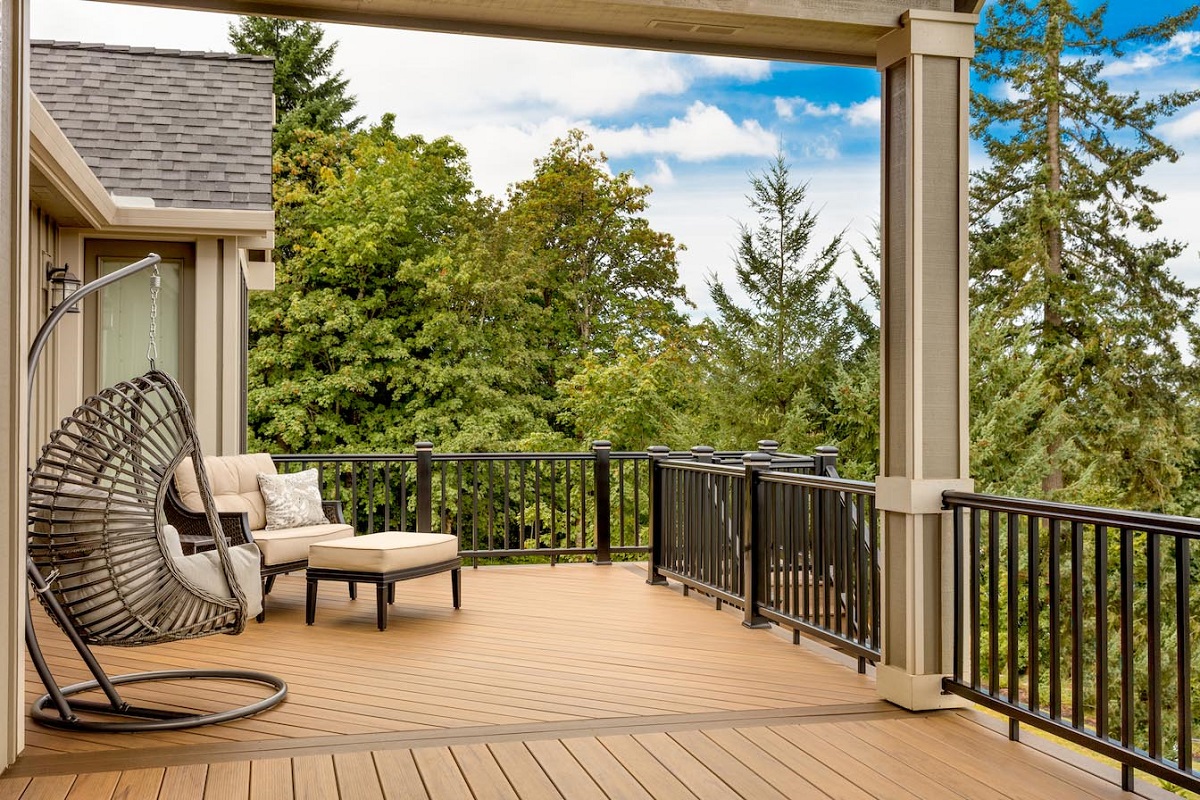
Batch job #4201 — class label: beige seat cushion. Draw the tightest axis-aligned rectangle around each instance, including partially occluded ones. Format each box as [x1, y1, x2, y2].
[175, 453, 277, 532]
[254, 523, 353, 567]
[308, 531, 459, 574]
[161, 525, 264, 618]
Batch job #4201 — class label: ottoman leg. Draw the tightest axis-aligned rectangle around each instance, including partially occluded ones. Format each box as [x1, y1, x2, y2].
[348, 582, 357, 600]
[306, 578, 318, 625]
[452, 568, 461, 609]
[376, 582, 388, 631]
[388, 582, 396, 604]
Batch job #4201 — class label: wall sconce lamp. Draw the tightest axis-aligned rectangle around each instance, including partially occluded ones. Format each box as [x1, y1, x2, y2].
[46, 262, 83, 314]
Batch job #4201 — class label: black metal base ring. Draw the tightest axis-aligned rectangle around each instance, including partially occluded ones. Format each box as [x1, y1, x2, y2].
[31, 669, 287, 732]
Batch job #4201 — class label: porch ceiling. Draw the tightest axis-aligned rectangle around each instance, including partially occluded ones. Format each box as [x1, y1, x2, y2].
[93, 0, 972, 66]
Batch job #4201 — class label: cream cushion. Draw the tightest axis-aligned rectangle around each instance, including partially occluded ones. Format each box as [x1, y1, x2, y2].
[254, 523, 354, 567]
[175, 453, 277, 532]
[58, 524, 263, 627]
[161, 525, 264, 618]
[308, 531, 459, 573]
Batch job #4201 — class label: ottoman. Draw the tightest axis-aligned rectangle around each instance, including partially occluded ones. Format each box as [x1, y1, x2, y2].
[305, 531, 461, 630]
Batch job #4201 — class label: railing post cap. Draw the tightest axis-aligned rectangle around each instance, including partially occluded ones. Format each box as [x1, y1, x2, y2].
[743, 452, 773, 468]
[647, 445, 671, 457]
[690, 445, 715, 454]
[814, 445, 839, 455]
[757, 440, 780, 452]
[591, 440, 612, 451]
[415, 441, 434, 451]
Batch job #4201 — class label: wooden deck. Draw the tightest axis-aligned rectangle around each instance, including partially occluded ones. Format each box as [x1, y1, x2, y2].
[2, 564, 1176, 798]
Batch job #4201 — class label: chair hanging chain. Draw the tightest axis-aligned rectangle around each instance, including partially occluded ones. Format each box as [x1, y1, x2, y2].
[146, 264, 161, 369]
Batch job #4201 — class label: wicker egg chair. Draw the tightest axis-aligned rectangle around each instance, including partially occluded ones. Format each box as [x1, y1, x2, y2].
[24, 255, 286, 732]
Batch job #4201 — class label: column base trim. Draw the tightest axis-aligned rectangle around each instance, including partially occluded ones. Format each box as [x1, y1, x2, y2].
[876, 665, 970, 710]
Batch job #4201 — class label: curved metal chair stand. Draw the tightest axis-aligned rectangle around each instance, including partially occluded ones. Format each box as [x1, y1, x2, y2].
[25, 254, 287, 731]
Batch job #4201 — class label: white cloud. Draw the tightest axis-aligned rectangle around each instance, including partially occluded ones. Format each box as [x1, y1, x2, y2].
[845, 97, 881, 127]
[594, 102, 777, 162]
[1163, 108, 1200, 141]
[774, 96, 879, 127]
[648, 159, 676, 187]
[1104, 30, 1200, 77]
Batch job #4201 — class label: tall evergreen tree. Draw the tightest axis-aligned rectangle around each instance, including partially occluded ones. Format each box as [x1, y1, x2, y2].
[971, 0, 1200, 510]
[229, 17, 362, 142]
[703, 152, 848, 451]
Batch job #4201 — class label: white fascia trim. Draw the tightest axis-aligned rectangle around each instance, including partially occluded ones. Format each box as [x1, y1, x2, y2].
[29, 95, 116, 228]
[108, 205, 275, 238]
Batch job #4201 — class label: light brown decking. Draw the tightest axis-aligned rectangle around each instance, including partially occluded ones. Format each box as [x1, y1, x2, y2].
[3, 564, 1175, 798]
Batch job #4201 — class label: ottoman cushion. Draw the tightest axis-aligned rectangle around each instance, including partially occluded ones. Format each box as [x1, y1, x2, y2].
[255, 523, 354, 566]
[308, 531, 459, 573]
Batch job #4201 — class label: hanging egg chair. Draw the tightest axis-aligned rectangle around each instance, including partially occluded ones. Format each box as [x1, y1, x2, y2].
[24, 254, 286, 731]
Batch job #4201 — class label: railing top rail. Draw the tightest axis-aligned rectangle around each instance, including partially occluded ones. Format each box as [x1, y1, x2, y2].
[272, 453, 417, 463]
[430, 452, 593, 462]
[657, 459, 746, 478]
[943, 490, 1200, 539]
[761, 471, 875, 493]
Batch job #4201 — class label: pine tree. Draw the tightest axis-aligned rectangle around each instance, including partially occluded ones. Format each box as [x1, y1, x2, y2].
[971, 0, 1200, 510]
[228, 17, 362, 143]
[704, 152, 848, 451]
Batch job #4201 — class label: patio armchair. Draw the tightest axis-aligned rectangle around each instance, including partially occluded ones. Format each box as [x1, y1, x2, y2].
[165, 453, 354, 620]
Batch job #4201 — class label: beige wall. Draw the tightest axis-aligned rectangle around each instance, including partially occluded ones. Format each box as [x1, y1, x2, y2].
[2, 0, 30, 766]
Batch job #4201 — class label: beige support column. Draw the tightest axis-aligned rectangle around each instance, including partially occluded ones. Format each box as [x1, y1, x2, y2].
[192, 236, 220, 453]
[874, 10, 977, 711]
[0, 0, 30, 765]
[218, 237, 242, 455]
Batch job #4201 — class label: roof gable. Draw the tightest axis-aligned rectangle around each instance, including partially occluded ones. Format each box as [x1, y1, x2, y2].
[29, 41, 274, 211]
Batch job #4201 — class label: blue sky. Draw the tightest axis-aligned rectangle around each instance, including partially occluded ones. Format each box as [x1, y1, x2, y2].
[33, 1, 1200, 319]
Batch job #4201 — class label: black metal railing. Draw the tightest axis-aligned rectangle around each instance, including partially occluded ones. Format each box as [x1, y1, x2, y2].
[274, 442, 652, 562]
[648, 445, 881, 666]
[943, 491, 1200, 794]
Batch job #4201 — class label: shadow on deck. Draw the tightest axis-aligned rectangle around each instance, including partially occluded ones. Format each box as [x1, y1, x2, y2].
[4, 563, 1176, 799]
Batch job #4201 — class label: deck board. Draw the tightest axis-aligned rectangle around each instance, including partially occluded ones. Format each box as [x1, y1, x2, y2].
[5, 564, 1181, 800]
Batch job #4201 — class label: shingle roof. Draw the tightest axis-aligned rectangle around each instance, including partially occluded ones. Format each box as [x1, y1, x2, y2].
[30, 41, 275, 211]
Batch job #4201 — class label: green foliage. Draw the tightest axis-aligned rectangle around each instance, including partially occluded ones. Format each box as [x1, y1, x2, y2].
[248, 120, 550, 454]
[971, 0, 1200, 510]
[557, 335, 704, 451]
[500, 130, 691, 387]
[228, 17, 362, 144]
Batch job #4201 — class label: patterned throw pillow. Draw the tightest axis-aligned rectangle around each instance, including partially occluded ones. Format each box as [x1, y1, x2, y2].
[256, 470, 327, 530]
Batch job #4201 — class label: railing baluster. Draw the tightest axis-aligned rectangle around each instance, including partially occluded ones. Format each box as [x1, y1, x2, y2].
[988, 509, 1000, 697]
[1007, 511, 1019, 723]
[1049, 518, 1062, 720]
[971, 508, 981, 691]
[1095, 524, 1108, 741]
[1071, 520, 1084, 730]
[1147, 529, 1162, 760]
[367, 462, 375, 534]
[1120, 526, 1135, 791]
[1176, 536, 1192, 774]
[1027, 514, 1040, 715]
[952, 504, 963, 683]
[383, 463, 391, 531]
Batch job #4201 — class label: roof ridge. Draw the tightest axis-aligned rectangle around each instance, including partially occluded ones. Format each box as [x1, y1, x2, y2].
[30, 39, 274, 63]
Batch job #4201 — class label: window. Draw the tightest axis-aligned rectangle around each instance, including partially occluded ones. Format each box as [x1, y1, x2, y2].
[84, 240, 194, 396]
[97, 257, 182, 384]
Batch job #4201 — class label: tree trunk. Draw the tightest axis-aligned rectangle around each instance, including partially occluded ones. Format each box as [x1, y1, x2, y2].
[1042, 31, 1065, 495]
